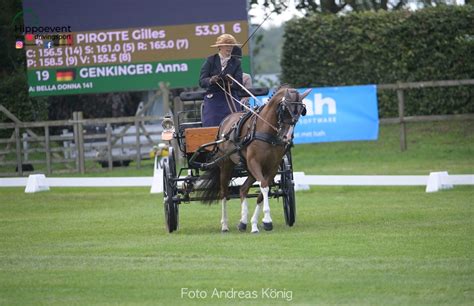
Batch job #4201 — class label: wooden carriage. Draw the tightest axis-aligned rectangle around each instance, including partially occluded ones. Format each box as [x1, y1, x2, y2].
[160, 88, 296, 233]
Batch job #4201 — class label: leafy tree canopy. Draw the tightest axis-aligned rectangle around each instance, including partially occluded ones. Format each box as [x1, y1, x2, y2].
[249, 0, 464, 15]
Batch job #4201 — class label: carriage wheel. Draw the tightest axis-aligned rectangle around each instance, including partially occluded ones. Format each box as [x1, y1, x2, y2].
[280, 153, 296, 226]
[163, 147, 179, 233]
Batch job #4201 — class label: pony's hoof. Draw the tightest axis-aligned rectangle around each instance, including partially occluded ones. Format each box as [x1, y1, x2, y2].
[221, 228, 229, 233]
[251, 230, 259, 234]
[237, 222, 247, 232]
[263, 222, 273, 231]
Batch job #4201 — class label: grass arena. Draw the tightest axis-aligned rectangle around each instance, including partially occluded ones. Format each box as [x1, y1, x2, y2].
[1, 121, 473, 305]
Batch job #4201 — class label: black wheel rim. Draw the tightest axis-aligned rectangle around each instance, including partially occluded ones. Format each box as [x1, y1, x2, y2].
[163, 147, 178, 233]
[169, 148, 179, 231]
[281, 154, 296, 226]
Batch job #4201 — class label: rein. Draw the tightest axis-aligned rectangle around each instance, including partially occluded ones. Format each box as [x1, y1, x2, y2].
[223, 82, 237, 113]
[191, 84, 309, 170]
[217, 75, 279, 133]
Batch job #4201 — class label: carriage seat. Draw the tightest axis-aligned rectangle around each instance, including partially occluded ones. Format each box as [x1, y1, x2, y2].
[184, 126, 219, 153]
[178, 122, 202, 133]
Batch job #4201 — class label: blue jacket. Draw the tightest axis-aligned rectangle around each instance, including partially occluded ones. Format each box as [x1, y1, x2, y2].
[199, 54, 243, 93]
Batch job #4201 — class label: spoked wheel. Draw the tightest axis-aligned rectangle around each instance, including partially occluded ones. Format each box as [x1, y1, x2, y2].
[280, 151, 296, 226]
[163, 147, 179, 233]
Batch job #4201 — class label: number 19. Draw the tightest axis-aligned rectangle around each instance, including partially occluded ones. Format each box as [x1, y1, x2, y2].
[35, 70, 50, 81]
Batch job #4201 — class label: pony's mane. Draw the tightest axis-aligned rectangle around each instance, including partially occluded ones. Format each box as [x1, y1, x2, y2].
[268, 84, 289, 99]
[267, 84, 290, 104]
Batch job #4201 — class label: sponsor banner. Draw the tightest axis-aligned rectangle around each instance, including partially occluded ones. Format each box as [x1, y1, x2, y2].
[294, 85, 379, 143]
[252, 85, 379, 143]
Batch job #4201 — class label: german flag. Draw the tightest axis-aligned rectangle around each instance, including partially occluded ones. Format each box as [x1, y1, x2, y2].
[67, 34, 74, 45]
[59, 34, 74, 46]
[56, 69, 75, 82]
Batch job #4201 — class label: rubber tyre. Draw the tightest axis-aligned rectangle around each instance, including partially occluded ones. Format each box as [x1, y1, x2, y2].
[281, 154, 296, 226]
[163, 147, 178, 233]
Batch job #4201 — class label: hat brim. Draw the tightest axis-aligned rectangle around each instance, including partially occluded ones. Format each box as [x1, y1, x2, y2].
[210, 43, 242, 47]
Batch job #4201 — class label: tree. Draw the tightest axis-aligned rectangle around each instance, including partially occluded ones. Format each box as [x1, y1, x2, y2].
[0, 0, 49, 124]
[0, 0, 25, 75]
[249, 0, 456, 15]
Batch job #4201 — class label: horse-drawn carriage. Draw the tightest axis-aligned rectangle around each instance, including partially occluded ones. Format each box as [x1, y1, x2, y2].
[160, 86, 310, 233]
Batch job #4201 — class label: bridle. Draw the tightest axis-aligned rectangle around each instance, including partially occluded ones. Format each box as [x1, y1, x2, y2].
[275, 90, 307, 144]
[221, 75, 309, 132]
[277, 90, 307, 126]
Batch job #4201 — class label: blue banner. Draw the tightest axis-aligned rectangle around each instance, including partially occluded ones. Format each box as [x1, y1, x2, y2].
[252, 85, 379, 143]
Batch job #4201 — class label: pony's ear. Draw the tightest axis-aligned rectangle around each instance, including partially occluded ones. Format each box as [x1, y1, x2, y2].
[284, 89, 292, 101]
[299, 89, 312, 101]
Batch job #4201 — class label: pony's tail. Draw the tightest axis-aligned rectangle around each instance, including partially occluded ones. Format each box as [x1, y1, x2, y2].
[198, 166, 221, 204]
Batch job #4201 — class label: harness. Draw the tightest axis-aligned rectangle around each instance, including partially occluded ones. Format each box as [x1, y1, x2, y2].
[189, 77, 308, 170]
[215, 103, 292, 168]
[254, 132, 287, 147]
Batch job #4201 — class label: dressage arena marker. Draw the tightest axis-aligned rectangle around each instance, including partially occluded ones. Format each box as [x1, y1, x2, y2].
[24, 174, 50, 193]
[425, 171, 453, 192]
[150, 155, 163, 194]
[1, 172, 472, 193]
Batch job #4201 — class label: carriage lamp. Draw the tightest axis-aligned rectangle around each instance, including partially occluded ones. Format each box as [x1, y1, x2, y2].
[161, 116, 175, 141]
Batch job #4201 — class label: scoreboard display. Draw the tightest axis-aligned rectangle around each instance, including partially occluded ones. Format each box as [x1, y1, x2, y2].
[22, 0, 250, 96]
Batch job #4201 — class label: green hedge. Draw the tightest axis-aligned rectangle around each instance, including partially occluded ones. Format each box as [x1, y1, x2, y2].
[0, 70, 49, 123]
[281, 6, 474, 117]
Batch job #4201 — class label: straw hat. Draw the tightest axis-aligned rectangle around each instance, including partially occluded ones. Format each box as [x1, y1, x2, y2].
[210, 34, 241, 47]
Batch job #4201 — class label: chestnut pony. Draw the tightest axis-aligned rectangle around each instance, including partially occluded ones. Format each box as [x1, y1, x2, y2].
[199, 86, 311, 233]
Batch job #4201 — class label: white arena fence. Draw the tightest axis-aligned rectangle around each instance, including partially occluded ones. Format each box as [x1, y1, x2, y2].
[0, 172, 472, 193]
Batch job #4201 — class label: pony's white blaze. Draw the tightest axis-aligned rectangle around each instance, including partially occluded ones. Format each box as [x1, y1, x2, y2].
[285, 126, 294, 141]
